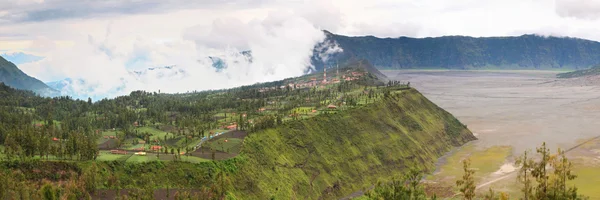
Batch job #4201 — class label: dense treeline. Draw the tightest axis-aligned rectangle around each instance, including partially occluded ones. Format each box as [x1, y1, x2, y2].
[0, 160, 233, 200]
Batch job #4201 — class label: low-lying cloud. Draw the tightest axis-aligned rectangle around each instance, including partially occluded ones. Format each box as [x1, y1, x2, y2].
[314, 39, 343, 63]
[19, 10, 336, 100]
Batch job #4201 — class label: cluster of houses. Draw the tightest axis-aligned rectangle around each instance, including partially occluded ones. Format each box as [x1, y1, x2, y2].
[257, 70, 366, 93]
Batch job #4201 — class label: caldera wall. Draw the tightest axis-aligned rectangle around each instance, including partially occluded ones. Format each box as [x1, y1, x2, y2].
[233, 88, 476, 199]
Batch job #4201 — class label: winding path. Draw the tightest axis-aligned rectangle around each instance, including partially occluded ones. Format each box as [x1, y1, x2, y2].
[474, 134, 600, 191]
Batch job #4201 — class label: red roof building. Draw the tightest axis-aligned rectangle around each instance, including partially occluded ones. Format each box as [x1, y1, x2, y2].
[110, 150, 127, 155]
[150, 146, 162, 151]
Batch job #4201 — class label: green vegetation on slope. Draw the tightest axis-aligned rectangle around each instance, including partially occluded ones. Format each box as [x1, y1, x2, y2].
[312, 31, 600, 71]
[0, 87, 475, 199]
[556, 65, 600, 78]
[0, 59, 475, 199]
[231, 88, 476, 199]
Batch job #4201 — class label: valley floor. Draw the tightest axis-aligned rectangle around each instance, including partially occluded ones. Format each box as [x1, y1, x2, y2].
[384, 70, 600, 199]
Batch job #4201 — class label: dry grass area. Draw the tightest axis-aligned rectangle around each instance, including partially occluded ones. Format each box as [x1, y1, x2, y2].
[426, 144, 512, 197]
[386, 70, 600, 198]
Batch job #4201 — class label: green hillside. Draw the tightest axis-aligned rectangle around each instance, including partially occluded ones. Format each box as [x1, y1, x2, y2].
[0, 55, 57, 96]
[0, 60, 475, 199]
[557, 65, 600, 78]
[232, 88, 475, 199]
[312, 31, 600, 70]
[0, 88, 474, 199]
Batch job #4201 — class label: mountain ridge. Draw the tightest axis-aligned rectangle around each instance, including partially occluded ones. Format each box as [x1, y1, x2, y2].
[312, 31, 600, 71]
[0, 55, 58, 96]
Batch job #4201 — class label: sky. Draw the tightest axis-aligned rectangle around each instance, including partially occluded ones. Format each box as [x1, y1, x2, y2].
[1, 0, 600, 98]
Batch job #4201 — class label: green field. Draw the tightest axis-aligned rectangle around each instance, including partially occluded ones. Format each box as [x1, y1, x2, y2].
[126, 144, 146, 150]
[126, 154, 155, 162]
[177, 137, 203, 149]
[428, 144, 512, 183]
[205, 138, 243, 153]
[180, 156, 210, 163]
[96, 152, 127, 161]
[568, 166, 600, 199]
[100, 130, 117, 136]
[136, 126, 171, 140]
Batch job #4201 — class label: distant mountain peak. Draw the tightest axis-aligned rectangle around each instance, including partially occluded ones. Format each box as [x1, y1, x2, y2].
[0, 55, 58, 96]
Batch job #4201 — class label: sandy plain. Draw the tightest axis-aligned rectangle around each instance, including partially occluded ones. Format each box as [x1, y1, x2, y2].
[384, 70, 600, 198]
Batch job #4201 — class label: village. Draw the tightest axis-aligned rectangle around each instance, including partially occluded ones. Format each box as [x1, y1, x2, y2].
[12, 62, 400, 164]
[92, 66, 375, 162]
[258, 65, 365, 92]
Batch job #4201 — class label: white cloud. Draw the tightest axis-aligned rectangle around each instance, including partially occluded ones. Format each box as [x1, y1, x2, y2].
[18, 6, 327, 99]
[556, 0, 600, 20]
[4, 0, 600, 99]
[314, 39, 343, 63]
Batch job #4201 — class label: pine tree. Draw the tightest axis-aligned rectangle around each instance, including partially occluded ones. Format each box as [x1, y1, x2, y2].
[532, 142, 550, 199]
[548, 148, 580, 199]
[456, 158, 476, 200]
[515, 150, 534, 199]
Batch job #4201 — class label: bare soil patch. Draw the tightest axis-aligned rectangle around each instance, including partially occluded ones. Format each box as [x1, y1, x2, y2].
[189, 130, 248, 160]
[98, 139, 117, 150]
[189, 147, 236, 160]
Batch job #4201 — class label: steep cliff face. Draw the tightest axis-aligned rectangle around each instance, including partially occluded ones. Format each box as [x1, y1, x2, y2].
[233, 88, 476, 199]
